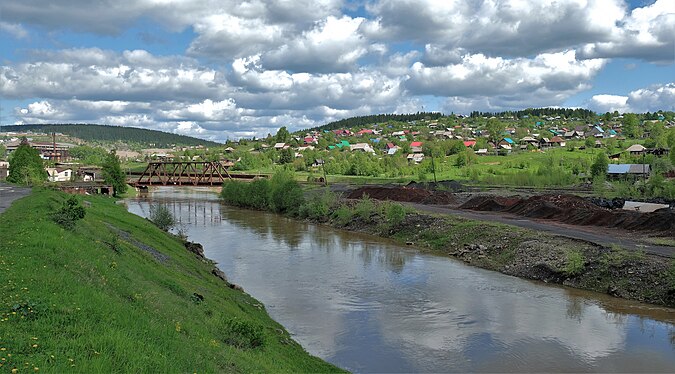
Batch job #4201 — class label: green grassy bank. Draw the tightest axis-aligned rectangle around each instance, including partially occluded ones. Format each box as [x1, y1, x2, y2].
[0, 189, 341, 373]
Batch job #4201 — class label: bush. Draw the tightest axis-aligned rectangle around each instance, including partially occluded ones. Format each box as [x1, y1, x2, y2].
[268, 171, 304, 215]
[51, 196, 86, 230]
[385, 202, 406, 226]
[299, 190, 337, 220]
[332, 204, 354, 226]
[221, 318, 266, 349]
[564, 250, 585, 276]
[354, 195, 376, 222]
[149, 203, 176, 231]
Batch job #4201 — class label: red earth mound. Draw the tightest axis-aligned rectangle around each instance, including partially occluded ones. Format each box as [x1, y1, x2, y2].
[460, 194, 675, 234]
[347, 186, 457, 205]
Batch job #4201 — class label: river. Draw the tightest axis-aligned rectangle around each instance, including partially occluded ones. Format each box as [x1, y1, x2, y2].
[126, 188, 675, 373]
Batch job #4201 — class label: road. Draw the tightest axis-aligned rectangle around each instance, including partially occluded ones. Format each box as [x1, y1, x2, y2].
[0, 182, 31, 215]
[407, 203, 675, 258]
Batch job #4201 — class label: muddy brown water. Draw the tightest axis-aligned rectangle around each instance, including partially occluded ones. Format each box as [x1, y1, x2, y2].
[126, 188, 675, 373]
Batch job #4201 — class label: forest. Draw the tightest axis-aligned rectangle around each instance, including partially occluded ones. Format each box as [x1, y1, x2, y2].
[0, 124, 221, 148]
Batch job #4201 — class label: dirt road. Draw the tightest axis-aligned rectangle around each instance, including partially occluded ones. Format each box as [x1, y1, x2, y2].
[0, 183, 31, 215]
[407, 203, 675, 258]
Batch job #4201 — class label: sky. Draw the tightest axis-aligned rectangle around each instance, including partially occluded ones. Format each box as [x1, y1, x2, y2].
[0, 0, 673, 142]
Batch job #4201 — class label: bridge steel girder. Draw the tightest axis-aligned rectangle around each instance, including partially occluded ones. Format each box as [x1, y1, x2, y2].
[135, 161, 233, 187]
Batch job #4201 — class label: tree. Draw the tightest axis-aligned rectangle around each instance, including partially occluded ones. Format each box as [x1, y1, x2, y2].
[275, 126, 290, 143]
[7, 138, 47, 185]
[486, 118, 505, 144]
[102, 150, 127, 197]
[621, 113, 641, 138]
[149, 203, 176, 231]
[279, 148, 293, 164]
[590, 151, 609, 178]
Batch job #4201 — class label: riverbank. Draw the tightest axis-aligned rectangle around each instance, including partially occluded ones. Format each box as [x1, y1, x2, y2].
[315, 197, 675, 307]
[219, 176, 675, 308]
[0, 189, 342, 372]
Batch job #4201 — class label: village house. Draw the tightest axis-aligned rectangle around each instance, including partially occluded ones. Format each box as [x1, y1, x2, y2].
[274, 142, 289, 150]
[410, 141, 423, 153]
[475, 148, 489, 156]
[350, 143, 375, 153]
[46, 167, 73, 182]
[607, 164, 651, 179]
[407, 153, 424, 164]
[626, 144, 646, 155]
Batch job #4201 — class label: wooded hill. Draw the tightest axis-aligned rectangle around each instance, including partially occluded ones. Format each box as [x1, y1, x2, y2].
[308, 112, 444, 132]
[0, 124, 221, 147]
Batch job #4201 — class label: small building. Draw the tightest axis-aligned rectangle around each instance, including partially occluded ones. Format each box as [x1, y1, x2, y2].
[46, 167, 73, 182]
[407, 153, 425, 164]
[410, 141, 423, 154]
[607, 164, 651, 179]
[350, 143, 375, 153]
[550, 136, 566, 147]
[475, 149, 488, 156]
[626, 144, 646, 155]
[274, 142, 288, 150]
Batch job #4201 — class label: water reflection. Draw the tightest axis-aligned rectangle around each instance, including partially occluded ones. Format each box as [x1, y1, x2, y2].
[127, 188, 675, 373]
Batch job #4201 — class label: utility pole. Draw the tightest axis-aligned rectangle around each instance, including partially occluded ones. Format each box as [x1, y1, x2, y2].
[431, 151, 437, 183]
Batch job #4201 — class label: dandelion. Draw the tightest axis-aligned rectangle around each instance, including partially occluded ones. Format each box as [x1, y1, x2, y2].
[11, 368, 17, 373]
[31, 344, 38, 348]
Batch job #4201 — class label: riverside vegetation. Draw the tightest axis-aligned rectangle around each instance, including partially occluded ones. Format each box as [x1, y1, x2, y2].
[220, 171, 675, 307]
[0, 188, 342, 373]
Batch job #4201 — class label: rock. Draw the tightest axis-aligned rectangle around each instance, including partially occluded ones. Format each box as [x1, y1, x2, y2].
[608, 285, 621, 297]
[478, 244, 487, 251]
[184, 241, 205, 259]
[229, 283, 244, 292]
[211, 267, 228, 283]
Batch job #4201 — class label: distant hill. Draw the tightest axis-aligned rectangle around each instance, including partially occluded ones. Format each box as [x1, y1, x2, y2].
[307, 112, 444, 132]
[0, 123, 222, 147]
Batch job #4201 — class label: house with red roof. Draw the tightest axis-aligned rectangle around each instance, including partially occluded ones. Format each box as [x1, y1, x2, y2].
[463, 140, 476, 148]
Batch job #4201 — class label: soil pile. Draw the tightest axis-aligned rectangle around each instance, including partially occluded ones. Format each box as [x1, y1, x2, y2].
[460, 194, 675, 234]
[347, 186, 457, 205]
[406, 180, 465, 192]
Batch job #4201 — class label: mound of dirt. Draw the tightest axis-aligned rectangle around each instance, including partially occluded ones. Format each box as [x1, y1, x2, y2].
[347, 186, 457, 205]
[460, 194, 675, 234]
[406, 180, 465, 192]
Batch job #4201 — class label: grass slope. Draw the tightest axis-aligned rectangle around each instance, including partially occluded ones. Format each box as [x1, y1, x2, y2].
[1, 124, 221, 148]
[0, 189, 340, 373]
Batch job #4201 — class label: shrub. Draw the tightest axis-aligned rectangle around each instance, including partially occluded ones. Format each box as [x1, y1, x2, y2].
[332, 204, 354, 226]
[354, 195, 376, 222]
[149, 203, 176, 231]
[385, 202, 406, 226]
[299, 190, 337, 220]
[221, 318, 266, 349]
[51, 196, 86, 230]
[268, 171, 304, 215]
[564, 250, 585, 276]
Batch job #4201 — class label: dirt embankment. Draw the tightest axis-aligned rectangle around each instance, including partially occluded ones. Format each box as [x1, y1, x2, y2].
[317, 204, 675, 308]
[459, 194, 675, 235]
[347, 186, 457, 205]
[345, 185, 674, 237]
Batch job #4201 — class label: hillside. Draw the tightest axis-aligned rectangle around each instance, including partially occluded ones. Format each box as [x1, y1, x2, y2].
[0, 124, 222, 148]
[307, 112, 443, 132]
[0, 189, 341, 373]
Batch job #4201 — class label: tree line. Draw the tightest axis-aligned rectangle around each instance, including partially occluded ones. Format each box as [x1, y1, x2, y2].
[307, 112, 444, 132]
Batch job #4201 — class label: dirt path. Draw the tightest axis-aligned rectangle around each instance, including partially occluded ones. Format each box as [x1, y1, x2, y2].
[407, 203, 675, 258]
[0, 183, 31, 215]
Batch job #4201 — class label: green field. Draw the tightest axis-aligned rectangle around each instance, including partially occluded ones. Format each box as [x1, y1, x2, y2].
[0, 189, 341, 373]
